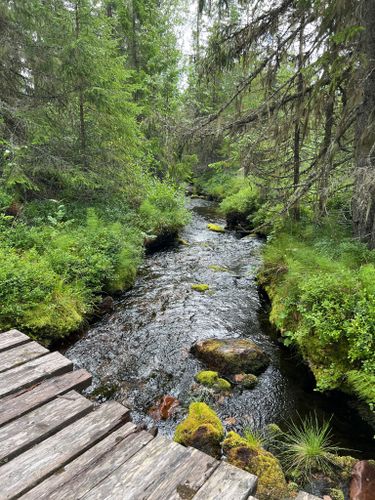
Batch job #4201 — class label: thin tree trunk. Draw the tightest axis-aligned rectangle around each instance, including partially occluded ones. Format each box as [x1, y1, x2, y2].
[353, 0, 375, 247]
[75, 1, 87, 169]
[318, 94, 334, 216]
[292, 19, 304, 220]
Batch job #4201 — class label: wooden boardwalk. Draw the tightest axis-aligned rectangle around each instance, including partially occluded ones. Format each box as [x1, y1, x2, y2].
[0, 329, 258, 500]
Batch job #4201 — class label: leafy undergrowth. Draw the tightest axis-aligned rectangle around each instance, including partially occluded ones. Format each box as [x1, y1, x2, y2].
[194, 165, 261, 229]
[0, 179, 189, 344]
[259, 219, 375, 409]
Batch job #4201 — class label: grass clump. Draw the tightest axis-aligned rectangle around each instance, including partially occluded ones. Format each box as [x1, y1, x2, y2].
[195, 370, 231, 391]
[191, 283, 210, 292]
[278, 414, 342, 480]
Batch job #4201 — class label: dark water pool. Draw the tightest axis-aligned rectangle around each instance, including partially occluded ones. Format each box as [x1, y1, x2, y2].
[65, 199, 374, 458]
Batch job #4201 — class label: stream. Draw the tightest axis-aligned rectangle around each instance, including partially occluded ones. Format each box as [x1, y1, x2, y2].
[66, 198, 374, 457]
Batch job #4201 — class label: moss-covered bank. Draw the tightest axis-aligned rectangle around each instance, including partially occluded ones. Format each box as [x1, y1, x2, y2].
[258, 222, 375, 413]
[0, 180, 189, 344]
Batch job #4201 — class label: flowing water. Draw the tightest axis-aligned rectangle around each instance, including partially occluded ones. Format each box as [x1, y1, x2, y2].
[66, 198, 373, 456]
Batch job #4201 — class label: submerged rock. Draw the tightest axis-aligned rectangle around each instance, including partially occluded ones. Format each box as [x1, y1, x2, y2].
[233, 373, 258, 389]
[149, 395, 179, 420]
[195, 370, 231, 391]
[208, 264, 228, 272]
[349, 460, 375, 500]
[174, 402, 224, 458]
[191, 283, 210, 292]
[97, 296, 115, 315]
[192, 338, 269, 374]
[223, 431, 288, 500]
[207, 223, 225, 233]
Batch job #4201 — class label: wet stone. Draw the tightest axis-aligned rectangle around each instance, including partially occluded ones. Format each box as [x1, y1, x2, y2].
[191, 338, 269, 375]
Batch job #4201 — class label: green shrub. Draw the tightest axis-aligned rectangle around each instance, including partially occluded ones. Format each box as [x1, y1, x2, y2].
[0, 246, 88, 340]
[0, 208, 144, 342]
[220, 183, 259, 217]
[260, 220, 375, 406]
[0, 175, 189, 343]
[139, 179, 189, 235]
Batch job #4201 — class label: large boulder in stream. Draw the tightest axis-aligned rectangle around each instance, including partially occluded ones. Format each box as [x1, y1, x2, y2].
[191, 338, 269, 374]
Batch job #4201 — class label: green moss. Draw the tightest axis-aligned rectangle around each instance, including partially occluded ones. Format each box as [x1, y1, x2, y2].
[223, 431, 288, 500]
[191, 283, 210, 292]
[207, 223, 225, 233]
[208, 264, 228, 272]
[260, 223, 375, 408]
[234, 373, 258, 389]
[327, 453, 357, 481]
[174, 402, 224, 458]
[195, 370, 231, 391]
[328, 489, 345, 500]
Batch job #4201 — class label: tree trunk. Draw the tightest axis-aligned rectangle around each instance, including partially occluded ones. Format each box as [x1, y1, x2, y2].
[75, 1, 88, 169]
[318, 94, 334, 216]
[292, 19, 304, 220]
[353, 0, 375, 247]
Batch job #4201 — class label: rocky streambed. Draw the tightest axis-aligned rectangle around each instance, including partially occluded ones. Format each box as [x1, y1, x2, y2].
[65, 198, 373, 457]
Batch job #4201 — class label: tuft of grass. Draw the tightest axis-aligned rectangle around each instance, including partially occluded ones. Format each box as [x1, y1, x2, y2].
[278, 413, 343, 480]
[243, 427, 265, 448]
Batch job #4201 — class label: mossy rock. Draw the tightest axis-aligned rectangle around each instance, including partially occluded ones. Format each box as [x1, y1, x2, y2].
[208, 264, 228, 272]
[178, 238, 189, 246]
[191, 283, 210, 292]
[207, 223, 225, 233]
[326, 453, 357, 481]
[328, 488, 345, 500]
[233, 373, 258, 389]
[174, 402, 224, 458]
[192, 338, 269, 375]
[223, 431, 288, 500]
[195, 370, 231, 391]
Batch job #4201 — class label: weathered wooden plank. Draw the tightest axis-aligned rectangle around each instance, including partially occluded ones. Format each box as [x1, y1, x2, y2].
[82, 435, 190, 500]
[193, 462, 258, 500]
[0, 390, 93, 463]
[147, 446, 219, 500]
[296, 492, 323, 500]
[0, 401, 130, 499]
[0, 352, 73, 399]
[0, 369, 92, 427]
[22, 426, 151, 500]
[0, 342, 49, 373]
[0, 330, 30, 353]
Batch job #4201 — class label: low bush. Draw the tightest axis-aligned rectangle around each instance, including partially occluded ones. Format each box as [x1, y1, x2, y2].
[138, 179, 189, 235]
[219, 183, 260, 219]
[0, 179, 188, 343]
[260, 220, 375, 407]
